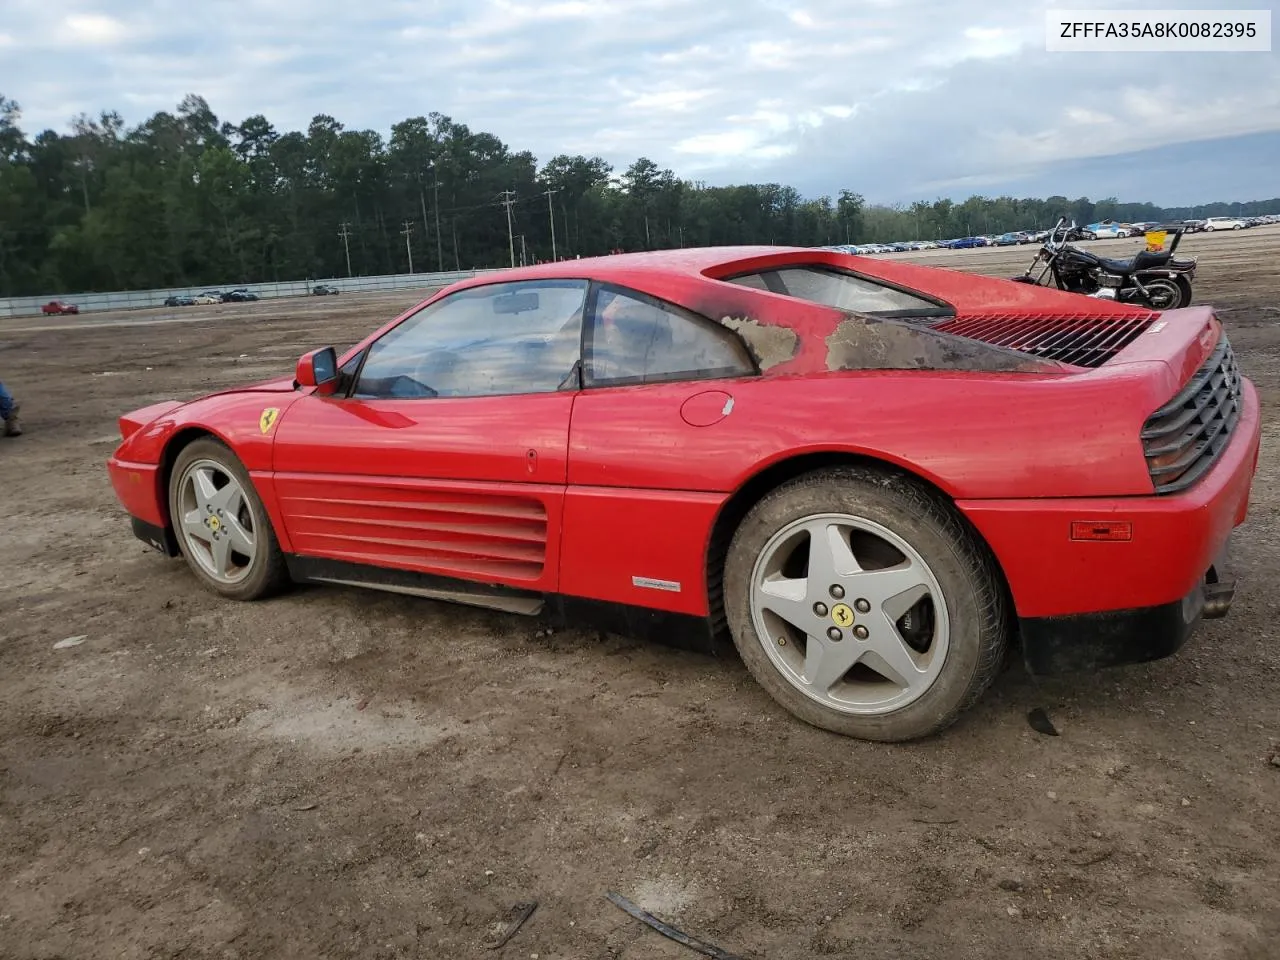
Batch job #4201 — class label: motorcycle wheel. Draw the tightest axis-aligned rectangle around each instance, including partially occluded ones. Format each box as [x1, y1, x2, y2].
[1138, 277, 1184, 310]
[1175, 275, 1194, 307]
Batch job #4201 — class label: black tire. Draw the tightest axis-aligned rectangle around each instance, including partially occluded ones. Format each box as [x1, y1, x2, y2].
[167, 436, 290, 601]
[1175, 275, 1194, 308]
[722, 467, 1008, 742]
[1137, 276, 1184, 310]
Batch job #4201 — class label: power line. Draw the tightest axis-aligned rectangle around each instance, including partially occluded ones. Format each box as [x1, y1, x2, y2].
[400, 220, 414, 274]
[337, 222, 352, 277]
[499, 190, 517, 268]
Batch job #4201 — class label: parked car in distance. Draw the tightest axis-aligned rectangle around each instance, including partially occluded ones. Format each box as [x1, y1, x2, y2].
[41, 300, 79, 315]
[164, 295, 196, 307]
[313, 284, 341, 295]
[1082, 220, 1130, 240]
[1202, 217, 1247, 231]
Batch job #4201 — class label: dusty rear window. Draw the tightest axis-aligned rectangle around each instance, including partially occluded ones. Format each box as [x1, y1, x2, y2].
[725, 265, 951, 319]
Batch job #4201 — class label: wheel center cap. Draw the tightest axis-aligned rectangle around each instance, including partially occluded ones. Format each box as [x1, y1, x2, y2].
[830, 602, 855, 627]
[209, 516, 221, 533]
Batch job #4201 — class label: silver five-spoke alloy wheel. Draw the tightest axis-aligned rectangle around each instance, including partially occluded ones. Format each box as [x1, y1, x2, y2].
[749, 512, 950, 716]
[175, 458, 258, 585]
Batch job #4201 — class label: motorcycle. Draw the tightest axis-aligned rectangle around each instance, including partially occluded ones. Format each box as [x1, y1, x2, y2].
[1010, 217, 1197, 310]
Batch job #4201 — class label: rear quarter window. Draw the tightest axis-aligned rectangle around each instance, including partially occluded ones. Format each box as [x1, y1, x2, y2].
[724, 265, 952, 319]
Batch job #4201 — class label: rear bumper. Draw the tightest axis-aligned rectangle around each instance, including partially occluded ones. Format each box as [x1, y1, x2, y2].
[960, 375, 1260, 672]
[1018, 535, 1234, 674]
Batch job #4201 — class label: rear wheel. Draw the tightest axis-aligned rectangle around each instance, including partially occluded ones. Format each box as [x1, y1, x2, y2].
[168, 437, 289, 601]
[1175, 275, 1194, 308]
[1139, 277, 1184, 310]
[723, 467, 1008, 742]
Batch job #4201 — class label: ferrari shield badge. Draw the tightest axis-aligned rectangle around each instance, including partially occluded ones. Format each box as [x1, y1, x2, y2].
[830, 603, 856, 628]
[259, 407, 280, 434]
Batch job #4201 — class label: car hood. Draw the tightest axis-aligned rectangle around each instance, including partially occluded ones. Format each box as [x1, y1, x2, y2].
[117, 375, 297, 438]
[220, 375, 297, 394]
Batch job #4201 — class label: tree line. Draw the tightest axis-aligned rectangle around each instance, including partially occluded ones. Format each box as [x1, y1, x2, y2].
[1, 93, 1277, 297]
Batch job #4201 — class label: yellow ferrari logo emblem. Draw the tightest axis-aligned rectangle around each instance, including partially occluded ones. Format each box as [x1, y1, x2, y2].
[259, 407, 280, 434]
[209, 516, 221, 533]
[831, 603, 855, 628]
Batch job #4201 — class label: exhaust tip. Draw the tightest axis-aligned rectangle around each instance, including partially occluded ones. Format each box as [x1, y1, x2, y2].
[1202, 564, 1235, 620]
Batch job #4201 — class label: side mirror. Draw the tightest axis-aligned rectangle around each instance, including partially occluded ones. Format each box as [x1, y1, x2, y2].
[296, 346, 339, 389]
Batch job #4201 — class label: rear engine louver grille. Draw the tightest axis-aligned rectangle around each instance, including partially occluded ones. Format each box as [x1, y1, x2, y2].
[933, 311, 1158, 368]
[1141, 334, 1242, 495]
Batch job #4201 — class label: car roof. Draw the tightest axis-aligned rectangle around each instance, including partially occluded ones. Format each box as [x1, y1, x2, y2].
[451, 245, 789, 284]
[434, 244, 1156, 323]
[347, 244, 1152, 380]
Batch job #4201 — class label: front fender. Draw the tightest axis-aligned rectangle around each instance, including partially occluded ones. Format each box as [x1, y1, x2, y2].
[113, 391, 306, 472]
[108, 391, 307, 546]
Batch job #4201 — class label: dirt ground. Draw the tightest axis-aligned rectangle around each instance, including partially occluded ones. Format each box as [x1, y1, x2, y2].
[2, 228, 1278, 960]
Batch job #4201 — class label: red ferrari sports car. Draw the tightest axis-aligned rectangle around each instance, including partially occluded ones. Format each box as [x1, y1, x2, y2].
[107, 246, 1260, 741]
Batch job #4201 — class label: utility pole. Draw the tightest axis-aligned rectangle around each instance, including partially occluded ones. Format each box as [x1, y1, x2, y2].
[400, 220, 414, 274]
[431, 165, 443, 271]
[499, 190, 517, 267]
[543, 187, 558, 260]
[337, 222, 353, 276]
[519, 234, 527, 266]
[427, 163, 442, 272]
[419, 188, 430, 267]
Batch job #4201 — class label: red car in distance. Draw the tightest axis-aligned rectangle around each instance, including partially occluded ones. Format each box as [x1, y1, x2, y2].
[106, 246, 1260, 741]
[41, 300, 79, 315]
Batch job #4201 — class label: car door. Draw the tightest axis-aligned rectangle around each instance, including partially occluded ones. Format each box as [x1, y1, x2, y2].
[560, 282, 762, 615]
[270, 278, 588, 594]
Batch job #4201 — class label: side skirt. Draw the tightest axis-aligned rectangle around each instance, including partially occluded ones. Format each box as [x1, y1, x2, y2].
[284, 554, 545, 616]
[283, 555, 723, 656]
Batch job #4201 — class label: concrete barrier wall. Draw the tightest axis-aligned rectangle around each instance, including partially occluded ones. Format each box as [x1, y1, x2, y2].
[0, 269, 507, 318]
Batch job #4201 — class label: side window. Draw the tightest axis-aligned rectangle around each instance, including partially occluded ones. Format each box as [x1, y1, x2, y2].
[584, 286, 756, 387]
[724, 265, 949, 317]
[353, 279, 587, 399]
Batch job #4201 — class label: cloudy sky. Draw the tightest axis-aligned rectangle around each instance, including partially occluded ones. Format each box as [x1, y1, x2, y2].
[2, 0, 1278, 205]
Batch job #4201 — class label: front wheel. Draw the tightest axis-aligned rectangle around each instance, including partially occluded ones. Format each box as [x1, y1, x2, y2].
[168, 436, 290, 600]
[722, 467, 1009, 742]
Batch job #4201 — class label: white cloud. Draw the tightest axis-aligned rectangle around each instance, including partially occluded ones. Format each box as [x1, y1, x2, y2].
[64, 13, 129, 45]
[627, 88, 713, 112]
[0, 0, 1276, 203]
